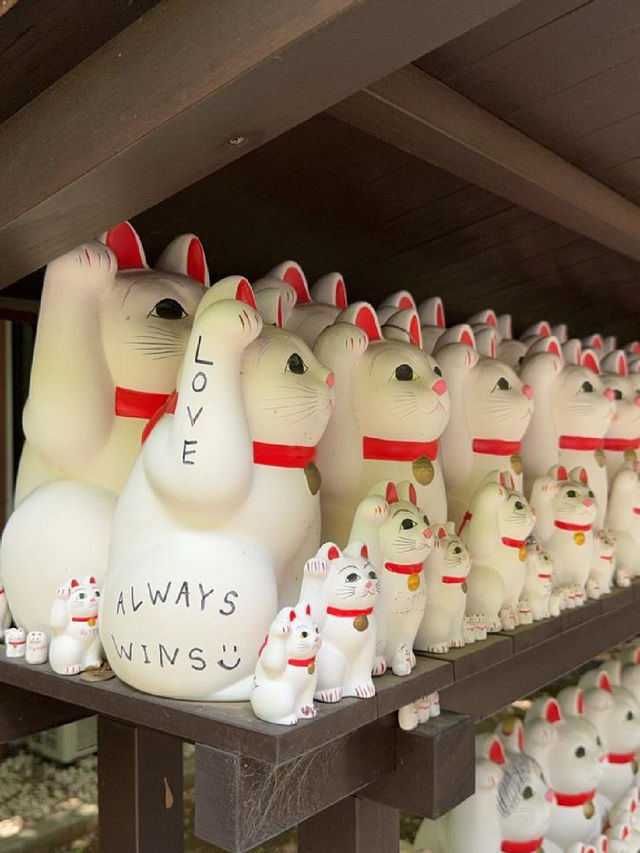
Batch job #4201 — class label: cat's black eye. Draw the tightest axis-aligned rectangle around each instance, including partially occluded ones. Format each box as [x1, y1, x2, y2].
[613, 389, 623, 400]
[580, 380, 594, 393]
[395, 363, 414, 381]
[566, 489, 577, 498]
[78, 592, 86, 599]
[522, 786, 533, 800]
[423, 515, 429, 525]
[627, 710, 635, 720]
[514, 500, 524, 510]
[588, 490, 595, 498]
[287, 353, 307, 374]
[575, 746, 586, 757]
[151, 298, 187, 320]
[346, 572, 359, 583]
[454, 546, 462, 554]
[95, 590, 101, 597]
[315, 627, 319, 634]
[596, 736, 602, 746]
[401, 518, 417, 530]
[301, 631, 309, 638]
[368, 570, 377, 580]
[493, 377, 511, 391]
[433, 365, 442, 377]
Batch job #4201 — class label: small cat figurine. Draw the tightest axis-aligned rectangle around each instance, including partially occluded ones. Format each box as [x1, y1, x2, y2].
[461, 470, 536, 632]
[433, 325, 534, 529]
[315, 301, 450, 545]
[25, 631, 48, 665]
[530, 465, 598, 599]
[600, 351, 640, 484]
[299, 541, 379, 703]
[4, 627, 26, 658]
[414, 523, 471, 653]
[250, 603, 321, 725]
[0, 573, 12, 641]
[606, 464, 640, 578]
[349, 481, 432, 676]
[49, 577, 102, 675]
[590, 528, 618, 595]
[522, 543, 557, 621]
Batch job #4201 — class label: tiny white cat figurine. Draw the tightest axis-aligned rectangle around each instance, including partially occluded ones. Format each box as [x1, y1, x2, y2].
[590, 528, 618, 594]
[4, 627, 26, 658]
[49, 577, 102, 676]
[349, 481, 432, 676]
[606, 463, 640, 578]
[300, 541, 379, 702]
[25, 631, 48, 665]
[461, 470, 536, 632]
[315, 301, 450, 545]
[250, 603, 321, 725]
[0, 573, 12, 640]
[434, 325, 534, 529]
[414, 523, 471, 653]
[600, 351, 640, 483]
[520, 343, 613, 527]
[530, 465, 598, 600]
[522, 543, 558, 621]
[254, 260, 347, 345]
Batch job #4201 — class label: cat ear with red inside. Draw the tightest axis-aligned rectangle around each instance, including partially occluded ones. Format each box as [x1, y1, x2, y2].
[581, 348, 601, 374]
[269, 261, 311, 305]
[601, 349, 628, 377]
[70, 579, 79, 589]
[379, 290, 417, 312]
[385, 482, 399, 504]
[254, 289, 286, 327]
[418, 296, 445, 329]
[99, 221, 148, 270]
[310, 273, 348, 309]
[382, 308, 423, 349]
[156, 234, 210, 286]
[435, 323, 476, 350]
[486, 735, 506, 765]
[571, 466, 589, 486]
[338, 302, 382, 342]
[467, 309, 498, 328]
[499, 471, 515, 491]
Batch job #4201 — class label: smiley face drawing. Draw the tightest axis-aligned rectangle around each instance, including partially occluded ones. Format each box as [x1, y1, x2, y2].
[217, 643, 241, 670]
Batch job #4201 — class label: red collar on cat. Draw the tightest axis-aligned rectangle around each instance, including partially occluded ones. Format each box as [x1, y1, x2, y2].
[115, 386, 171, 419]
[326, 606, 374, 617]
[288, 656, 316, 668]
[553, 788, 595, 807]
[384, 561, 423, 575]
[500, 839, 543, 853]
[362, 436, 438, 462]
[501, 536, 526, 548]
[608, 751, 637, 763]
[558, 435, 604, 450]
[537, 573, 552, 579]
[72, 615, 98, 623]
[441, 575, 466, 584]
[472, 439, 521, 455]
[253, 442, 316, 468]
[554, 520, 592, 532]
[603, 437, 640, 451]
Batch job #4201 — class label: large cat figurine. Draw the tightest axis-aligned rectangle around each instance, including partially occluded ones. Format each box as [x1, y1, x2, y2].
[530, 466, 598, 599]
[349, 481, 432, 676]
[100, 279, 280, 700]
[254, 260, 348, 345]
[433, 325, 534, 529]
[520, 342, 614, 527]
[300, 540, 379, 702]
[461, 470, 536, 631]
[2, 224, 210, 634]
[606, 463, 640, 578]
[600, 350, 640, 483]
[0, 574, 12, 641]
[315, 301, 450, 545]
[414, 523, 471, 653]
[49, 576, 102, 676]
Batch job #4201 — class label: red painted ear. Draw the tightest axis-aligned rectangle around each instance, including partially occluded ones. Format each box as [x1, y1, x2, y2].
[354, 305, 382, 342]
[70, 579, 79, 589]
[305, 604, 311, 616]
[577, 467, 589, 486]
[360, 544, 369, 559]
[499, 472, 514, 491]
[436, 301, 445, 328]
[289, 609, 296, 622]
[635, 649, 640, 664]
[409, 313, 421, 349]
[327, 546, 340, 561]
[618, 352, 628, 376]
[556, 465, 568, 482]
[335, 277, 348, 309]
[577, 690, 584, 714]
[408, 483, 418, 505]
[235, 279, 258, 309]
[539, 322, 551, 337]
[598, 671, 612, 693]
[398, 294, 415, 310]
[545, 699, 562, 723]
[385, 482, 399, 504]
[490, 335, 496, 358]
[276, 296, 284, 328]
[89, 576, 96, 585]
[518, 725, 524, 751]
[102, 221, 147, 270]
[582, 350, 601, 374]
[592, 334, 603, 351]
[547, 338, 561, 356]
[280, 262, 311, 304]
[437, 526, 447, 539]
[488, 737, 506, 765]
[186, 237, 207, 286]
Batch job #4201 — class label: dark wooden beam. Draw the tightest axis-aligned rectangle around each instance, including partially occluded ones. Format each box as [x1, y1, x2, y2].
[298, 796, 399, 853]
[330, 64, 640, 263]
[0, 683, 91, 744]
[0, 0, 528, 288]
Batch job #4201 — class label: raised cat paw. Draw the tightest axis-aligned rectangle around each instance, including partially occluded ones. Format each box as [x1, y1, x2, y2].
[304, 558, 327, 578]
[50, 242, 117, 287]
[316, 687, 343, 703]
[298, 704, 318, 718]
[372, 656, 387, 677]
[197, 296, 263, 352]
[55, 585, 71, 599]
[353, 681, 375, 699]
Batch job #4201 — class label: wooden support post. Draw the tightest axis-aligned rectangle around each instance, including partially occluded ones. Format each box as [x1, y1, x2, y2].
[297, 796, 399, 853]
[98, 717, 184, 853]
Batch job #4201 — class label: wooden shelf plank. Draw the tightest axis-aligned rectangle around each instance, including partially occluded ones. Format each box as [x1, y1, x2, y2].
[330, 64, 640, 262]
[0, 0, 525, 289]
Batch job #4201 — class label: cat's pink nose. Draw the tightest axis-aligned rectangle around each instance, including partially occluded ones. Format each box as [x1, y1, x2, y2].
[545, 788, 556, 804]
[583, 498, 594, 507]
[522, 383, 533, 400]
[432, 378, 447, 396]
[365, 580, 374, 590]
[325, 371, 335, 388]
[634, 395, 640, 407]
[423, 528, 433, 539]
[605, 388, 616, 401]
[598, 752, 606, 762]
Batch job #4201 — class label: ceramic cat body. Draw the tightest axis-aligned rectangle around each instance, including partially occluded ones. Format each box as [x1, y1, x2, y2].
[414, 523, 471, 652]
[530, 466, 598, 596]
[315, 302, 450, 546]
[606, 465, 640, 578]
[349, 481, 432, 676]
[523, 544, 557, 621]
[100, 280, 280, 701]
[462, 471, 536, 632]
[520, 347, 613, 526]
[0, 574, 11, 640]
[299, 541, 379, 702]
[250, 603, 321, 725]
[600, 351, 640, 484]
[4, 627, 26, 658]
[524, 698, 606, 849]
[25, 631, 48, 665]
[433, 327, 534, 528]
[49, 576, 102, 675]
[590, 528, 618, 594]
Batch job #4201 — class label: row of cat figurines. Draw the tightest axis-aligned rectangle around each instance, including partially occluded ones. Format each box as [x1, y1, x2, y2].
[1, 222, 639, 702]
[402, 645, 640, 853]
